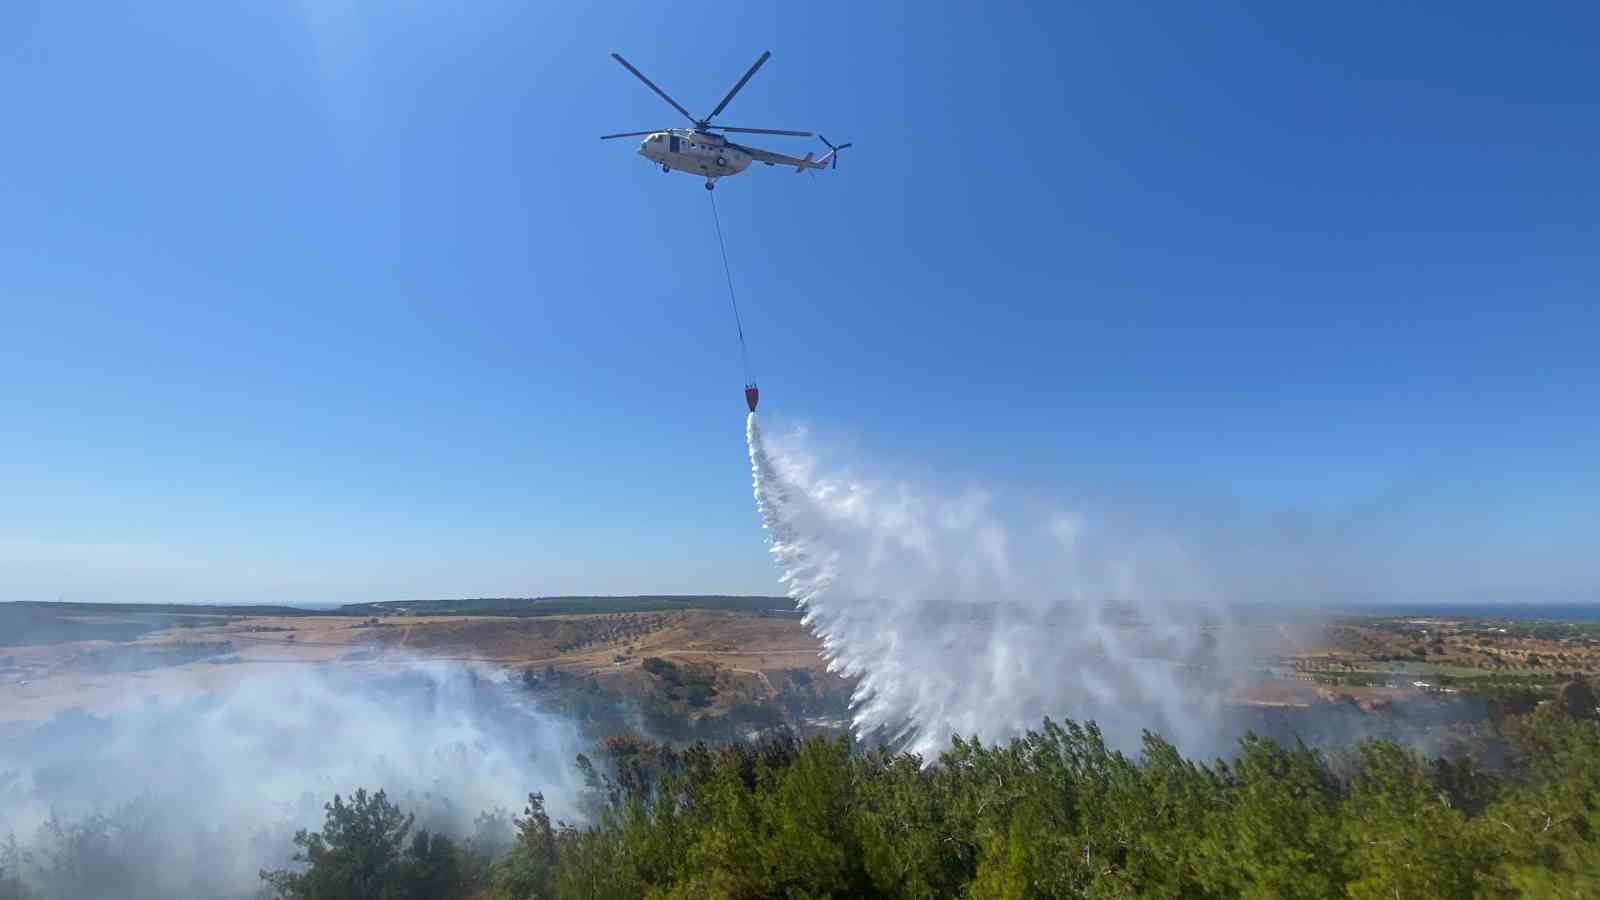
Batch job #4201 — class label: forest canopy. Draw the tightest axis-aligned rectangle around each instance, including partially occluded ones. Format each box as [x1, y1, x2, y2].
[3, 679, 1595, 899]
[250, 684, 1596, 900]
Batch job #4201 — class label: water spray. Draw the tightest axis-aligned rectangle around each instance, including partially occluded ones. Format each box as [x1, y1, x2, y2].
[746, 414, 1237, 760]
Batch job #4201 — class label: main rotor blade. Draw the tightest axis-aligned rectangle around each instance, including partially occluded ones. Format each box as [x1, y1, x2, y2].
[600, 130, 660, 139]
[717, 126, 813, 137]
[610, 53, 697, 125]
[704, 50, 771, 122]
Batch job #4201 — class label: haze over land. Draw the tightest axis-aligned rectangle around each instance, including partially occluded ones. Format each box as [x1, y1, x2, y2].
[4, 593, 1599, 897]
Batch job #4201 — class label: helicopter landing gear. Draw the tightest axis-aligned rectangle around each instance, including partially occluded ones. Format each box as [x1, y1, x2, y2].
[704, 180, 715, 191]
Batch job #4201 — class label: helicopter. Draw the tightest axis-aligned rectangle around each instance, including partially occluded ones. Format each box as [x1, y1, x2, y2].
[602, 51, 850, 191]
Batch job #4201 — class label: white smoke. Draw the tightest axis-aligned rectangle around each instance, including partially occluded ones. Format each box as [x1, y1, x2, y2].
[0, 659, 583, 899]
[747, 413, 1243, 760]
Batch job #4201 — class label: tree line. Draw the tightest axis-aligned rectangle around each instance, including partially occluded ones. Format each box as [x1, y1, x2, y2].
[4, 678, 1596, 898]
[259, 678, 1596, 899]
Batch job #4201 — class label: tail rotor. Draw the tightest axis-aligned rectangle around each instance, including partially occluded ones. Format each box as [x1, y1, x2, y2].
[819, 134, 852, 170]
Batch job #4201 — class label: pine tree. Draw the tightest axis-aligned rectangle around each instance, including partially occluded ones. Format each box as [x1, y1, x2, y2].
[261, 787, 444, 900]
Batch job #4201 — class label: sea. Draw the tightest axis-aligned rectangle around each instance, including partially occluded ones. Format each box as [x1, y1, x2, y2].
[1338, 602, 1600, 621]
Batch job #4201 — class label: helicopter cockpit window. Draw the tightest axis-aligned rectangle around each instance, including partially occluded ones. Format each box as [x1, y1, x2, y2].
[651, 135, 663, 143]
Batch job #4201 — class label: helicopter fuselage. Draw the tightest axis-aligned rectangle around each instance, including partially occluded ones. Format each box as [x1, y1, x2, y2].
[638, 131, 753, 182]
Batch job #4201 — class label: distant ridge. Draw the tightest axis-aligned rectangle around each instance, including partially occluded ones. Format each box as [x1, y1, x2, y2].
[335, 595, 794, 617]
[0, 596, 799, 646]
[0, 601, 323, 647]
[1, 600, 329, 616]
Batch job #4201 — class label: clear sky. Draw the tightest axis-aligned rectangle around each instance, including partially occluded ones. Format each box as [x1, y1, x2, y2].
[2, 1, 1596, 605]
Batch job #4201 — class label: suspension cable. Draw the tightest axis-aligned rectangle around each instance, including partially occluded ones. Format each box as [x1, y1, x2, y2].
[709, 190, 754, 385]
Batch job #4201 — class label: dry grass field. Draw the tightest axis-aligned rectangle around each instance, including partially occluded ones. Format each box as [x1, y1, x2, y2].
[1290, 616, 1600, 677]
[4, 602, 1593, 726]
[0, 607, 832, 724]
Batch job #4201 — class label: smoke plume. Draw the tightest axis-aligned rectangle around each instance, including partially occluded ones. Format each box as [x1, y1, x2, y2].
[0, 660, 582, 899]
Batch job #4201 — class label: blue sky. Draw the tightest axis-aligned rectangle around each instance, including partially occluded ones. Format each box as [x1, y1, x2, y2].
[1, 1, 1596, 605]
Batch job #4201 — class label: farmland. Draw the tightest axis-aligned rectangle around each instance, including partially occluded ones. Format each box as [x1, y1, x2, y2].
[2, 599, 1594, 731]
